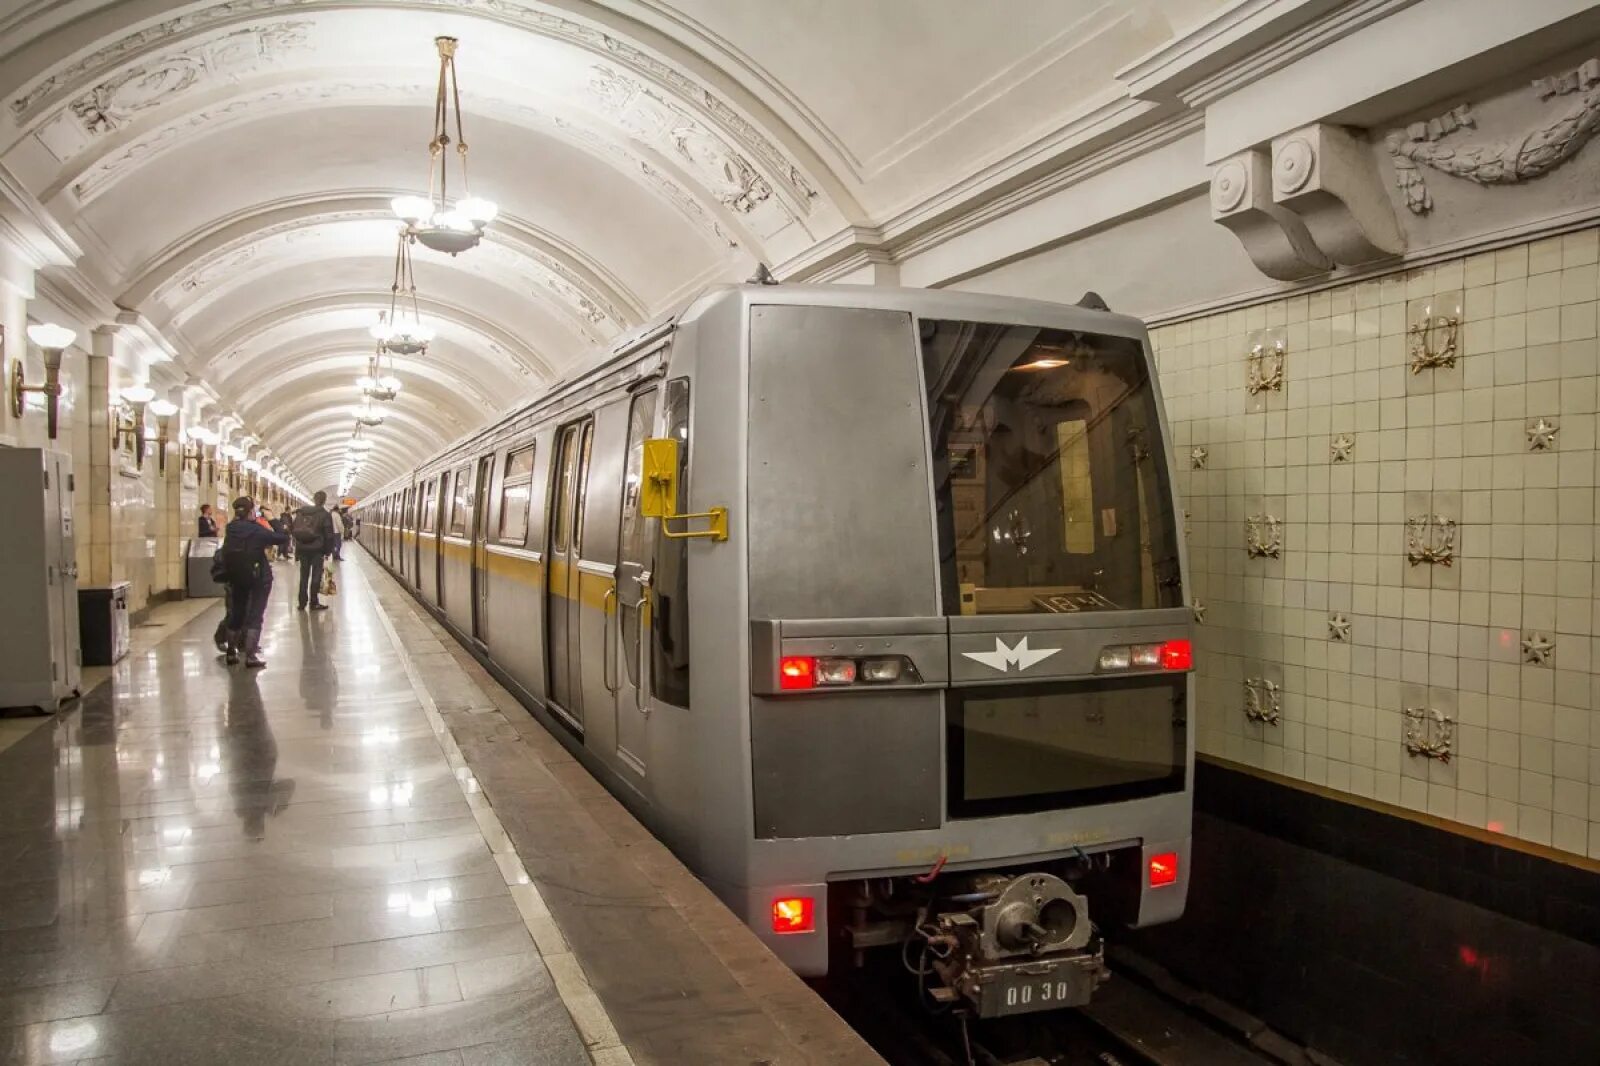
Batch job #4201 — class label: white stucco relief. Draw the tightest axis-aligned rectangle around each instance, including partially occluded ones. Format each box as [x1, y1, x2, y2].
[1386, 58, 1600, 215]
[7, 0, 829, 222]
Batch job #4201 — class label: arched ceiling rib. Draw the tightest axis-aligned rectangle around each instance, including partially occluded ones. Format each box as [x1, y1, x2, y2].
[0, 0, 1221, 491]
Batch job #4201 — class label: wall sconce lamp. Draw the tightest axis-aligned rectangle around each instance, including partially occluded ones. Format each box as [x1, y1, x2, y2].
[221, 444, 244, 487]
[115, 385, 154, 468]
[182, 426, 215, 479]
[149, 400, 178, 474]
[11, 323, 77, 439]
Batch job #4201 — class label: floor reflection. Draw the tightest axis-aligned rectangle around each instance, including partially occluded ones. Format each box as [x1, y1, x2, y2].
[222, 669, 295, 840]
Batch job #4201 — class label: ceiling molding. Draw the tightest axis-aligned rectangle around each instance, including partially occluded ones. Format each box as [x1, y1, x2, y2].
[200, 290, 557, 383]
[117, 191, 645, 336]
[220, 340, 503, 416]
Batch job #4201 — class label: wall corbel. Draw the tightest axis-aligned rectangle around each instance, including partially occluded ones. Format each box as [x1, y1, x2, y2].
[1270, 123, 1405, 265]
[1210, 148, 1332, 280]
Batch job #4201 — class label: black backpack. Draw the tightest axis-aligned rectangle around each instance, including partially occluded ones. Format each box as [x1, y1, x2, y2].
[291, 508, 321, 547]
[212, 539, 260, 586]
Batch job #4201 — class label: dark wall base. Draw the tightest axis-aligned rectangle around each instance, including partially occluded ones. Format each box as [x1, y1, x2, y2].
[1126, 761, 1600, 1066]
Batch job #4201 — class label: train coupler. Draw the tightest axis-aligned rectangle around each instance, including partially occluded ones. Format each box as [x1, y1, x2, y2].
[926, 871, 1109, 1018]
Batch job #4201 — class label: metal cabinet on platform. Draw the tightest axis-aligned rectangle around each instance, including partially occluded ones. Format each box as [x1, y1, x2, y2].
[0, 448, 81, 713]
[187, 537, 227, 598]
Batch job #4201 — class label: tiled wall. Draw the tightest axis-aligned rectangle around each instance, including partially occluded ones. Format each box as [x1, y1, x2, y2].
[1154, 228, 1600, 861]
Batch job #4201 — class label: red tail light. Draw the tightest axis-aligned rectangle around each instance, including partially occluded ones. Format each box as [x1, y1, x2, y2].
[779, 656, 815, 690]
[1160, 639, 1192, 671]
[771, 896, 815, 933]
[1149, 852, 1179, 887]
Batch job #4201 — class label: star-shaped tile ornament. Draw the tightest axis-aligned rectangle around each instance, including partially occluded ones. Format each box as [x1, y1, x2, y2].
[1191, 446, 1208, 469]
[1328, 613, 1350, 641]
[1526, 417, 1558, 451]
[1193, 601, 1207, 624]
[1330, 434, 1355, 462]
[1522, 633, 1554, 666]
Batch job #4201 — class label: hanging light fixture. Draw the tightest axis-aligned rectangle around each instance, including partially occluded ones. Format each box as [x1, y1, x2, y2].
[391, 36, 497, 255]
[352, 397, 386, 427]
[356, 343, 403, 401]
[370, 233, 433, 355]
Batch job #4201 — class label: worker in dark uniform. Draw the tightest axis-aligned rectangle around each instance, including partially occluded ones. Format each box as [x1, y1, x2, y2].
[218, 496, 290, 667]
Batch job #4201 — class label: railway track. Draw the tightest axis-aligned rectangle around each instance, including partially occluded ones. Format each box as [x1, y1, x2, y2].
[823, 946, 1333, 1066]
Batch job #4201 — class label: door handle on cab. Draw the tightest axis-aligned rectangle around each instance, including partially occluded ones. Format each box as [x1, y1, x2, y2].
[602, 587, 618, 694]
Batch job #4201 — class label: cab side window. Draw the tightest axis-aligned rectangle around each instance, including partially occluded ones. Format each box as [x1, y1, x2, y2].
[651, 378, 691, 707]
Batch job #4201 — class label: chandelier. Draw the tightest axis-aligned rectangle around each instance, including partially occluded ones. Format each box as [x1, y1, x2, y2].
[352, 397, 386, 427]
[357, 344, 402, 401]
[371, 233, 433, 355]
[391, 36, 497, 255]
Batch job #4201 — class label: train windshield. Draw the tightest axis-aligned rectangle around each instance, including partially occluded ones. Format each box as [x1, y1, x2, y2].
[921, 320, 1181, 616]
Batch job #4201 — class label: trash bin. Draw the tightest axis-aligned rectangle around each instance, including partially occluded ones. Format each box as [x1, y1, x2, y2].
[79, 582, 130, 666]
[187, 538, 227, 599]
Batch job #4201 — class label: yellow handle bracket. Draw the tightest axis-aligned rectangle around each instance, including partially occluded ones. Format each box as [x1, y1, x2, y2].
[660, 506, 728, 541]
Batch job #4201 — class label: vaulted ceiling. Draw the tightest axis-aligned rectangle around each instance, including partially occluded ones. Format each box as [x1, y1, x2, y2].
[0, 0, 1224, 493]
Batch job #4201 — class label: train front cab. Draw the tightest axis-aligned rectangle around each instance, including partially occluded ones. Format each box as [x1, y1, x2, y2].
[713, 293, 1193, 1014]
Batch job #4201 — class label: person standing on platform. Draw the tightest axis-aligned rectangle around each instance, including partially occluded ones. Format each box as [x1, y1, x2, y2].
[197, 503, 219, 538]
[218, 496, 289, 667]
[329, 507, 345, 562]
[291, 491, 338, 611]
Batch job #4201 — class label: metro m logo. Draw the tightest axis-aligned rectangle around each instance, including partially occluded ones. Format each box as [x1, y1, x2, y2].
[962, 636, 1060, 674]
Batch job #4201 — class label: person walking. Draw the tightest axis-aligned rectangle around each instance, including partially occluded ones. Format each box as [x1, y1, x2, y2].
[290, 491, 338, 611]
[269, 508, 293, 560]
[197, 503, 219, 538]
[217, 496, 289, 667]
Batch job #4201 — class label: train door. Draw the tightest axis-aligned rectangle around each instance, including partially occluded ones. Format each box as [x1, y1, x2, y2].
[545, 418, 593, 727]
[614, 386, 658, 773]
[471, 453, 493, 644]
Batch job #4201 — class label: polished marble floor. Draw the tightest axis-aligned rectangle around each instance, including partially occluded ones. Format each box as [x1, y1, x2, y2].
[0, 559, 588, 1065]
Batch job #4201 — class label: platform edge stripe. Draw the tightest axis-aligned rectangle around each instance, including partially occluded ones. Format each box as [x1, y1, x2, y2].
[356, 559, 632, 1066]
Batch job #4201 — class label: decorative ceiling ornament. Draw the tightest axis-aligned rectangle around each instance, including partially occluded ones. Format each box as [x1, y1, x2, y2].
[391, 36, 498, 255]
[371, 232, 433, 356]
[1328, 613, 1351, 642]
[1331, 433, 1355, 462]
[1190, 446, 1208, 469]
[357, 343, 402, 402]
[1386, 58, 1600, 215]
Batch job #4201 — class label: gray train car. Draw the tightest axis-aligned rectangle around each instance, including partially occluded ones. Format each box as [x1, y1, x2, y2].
[359, 285, 1193, 1016]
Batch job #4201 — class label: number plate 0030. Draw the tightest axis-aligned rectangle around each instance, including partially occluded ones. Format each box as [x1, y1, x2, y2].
[974, 958, 1095, 1018]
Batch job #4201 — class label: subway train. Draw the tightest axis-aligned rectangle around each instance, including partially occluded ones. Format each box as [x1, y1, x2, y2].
[357, 285, 1193, 1017]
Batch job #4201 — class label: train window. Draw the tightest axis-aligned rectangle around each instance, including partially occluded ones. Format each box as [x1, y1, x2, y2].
[498, 444, 536, 545]
[420, 481, 437, 533]
[572, 422, 594, 554]
[551, 425, 580, 553]
[921, 320, 1181, 616]
[947, 675, 1187, 817]
[448, 465, 470, 536]
[619, 387, 658, 690]
[652, 378, 691, 708]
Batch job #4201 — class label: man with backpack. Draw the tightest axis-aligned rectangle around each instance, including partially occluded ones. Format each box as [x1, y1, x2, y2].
[291, 491, 339, 611]
[214, 496, 290, 667]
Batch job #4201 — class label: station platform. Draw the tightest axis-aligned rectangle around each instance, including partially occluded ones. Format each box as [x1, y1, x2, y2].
[0, 553, 880, 1066]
